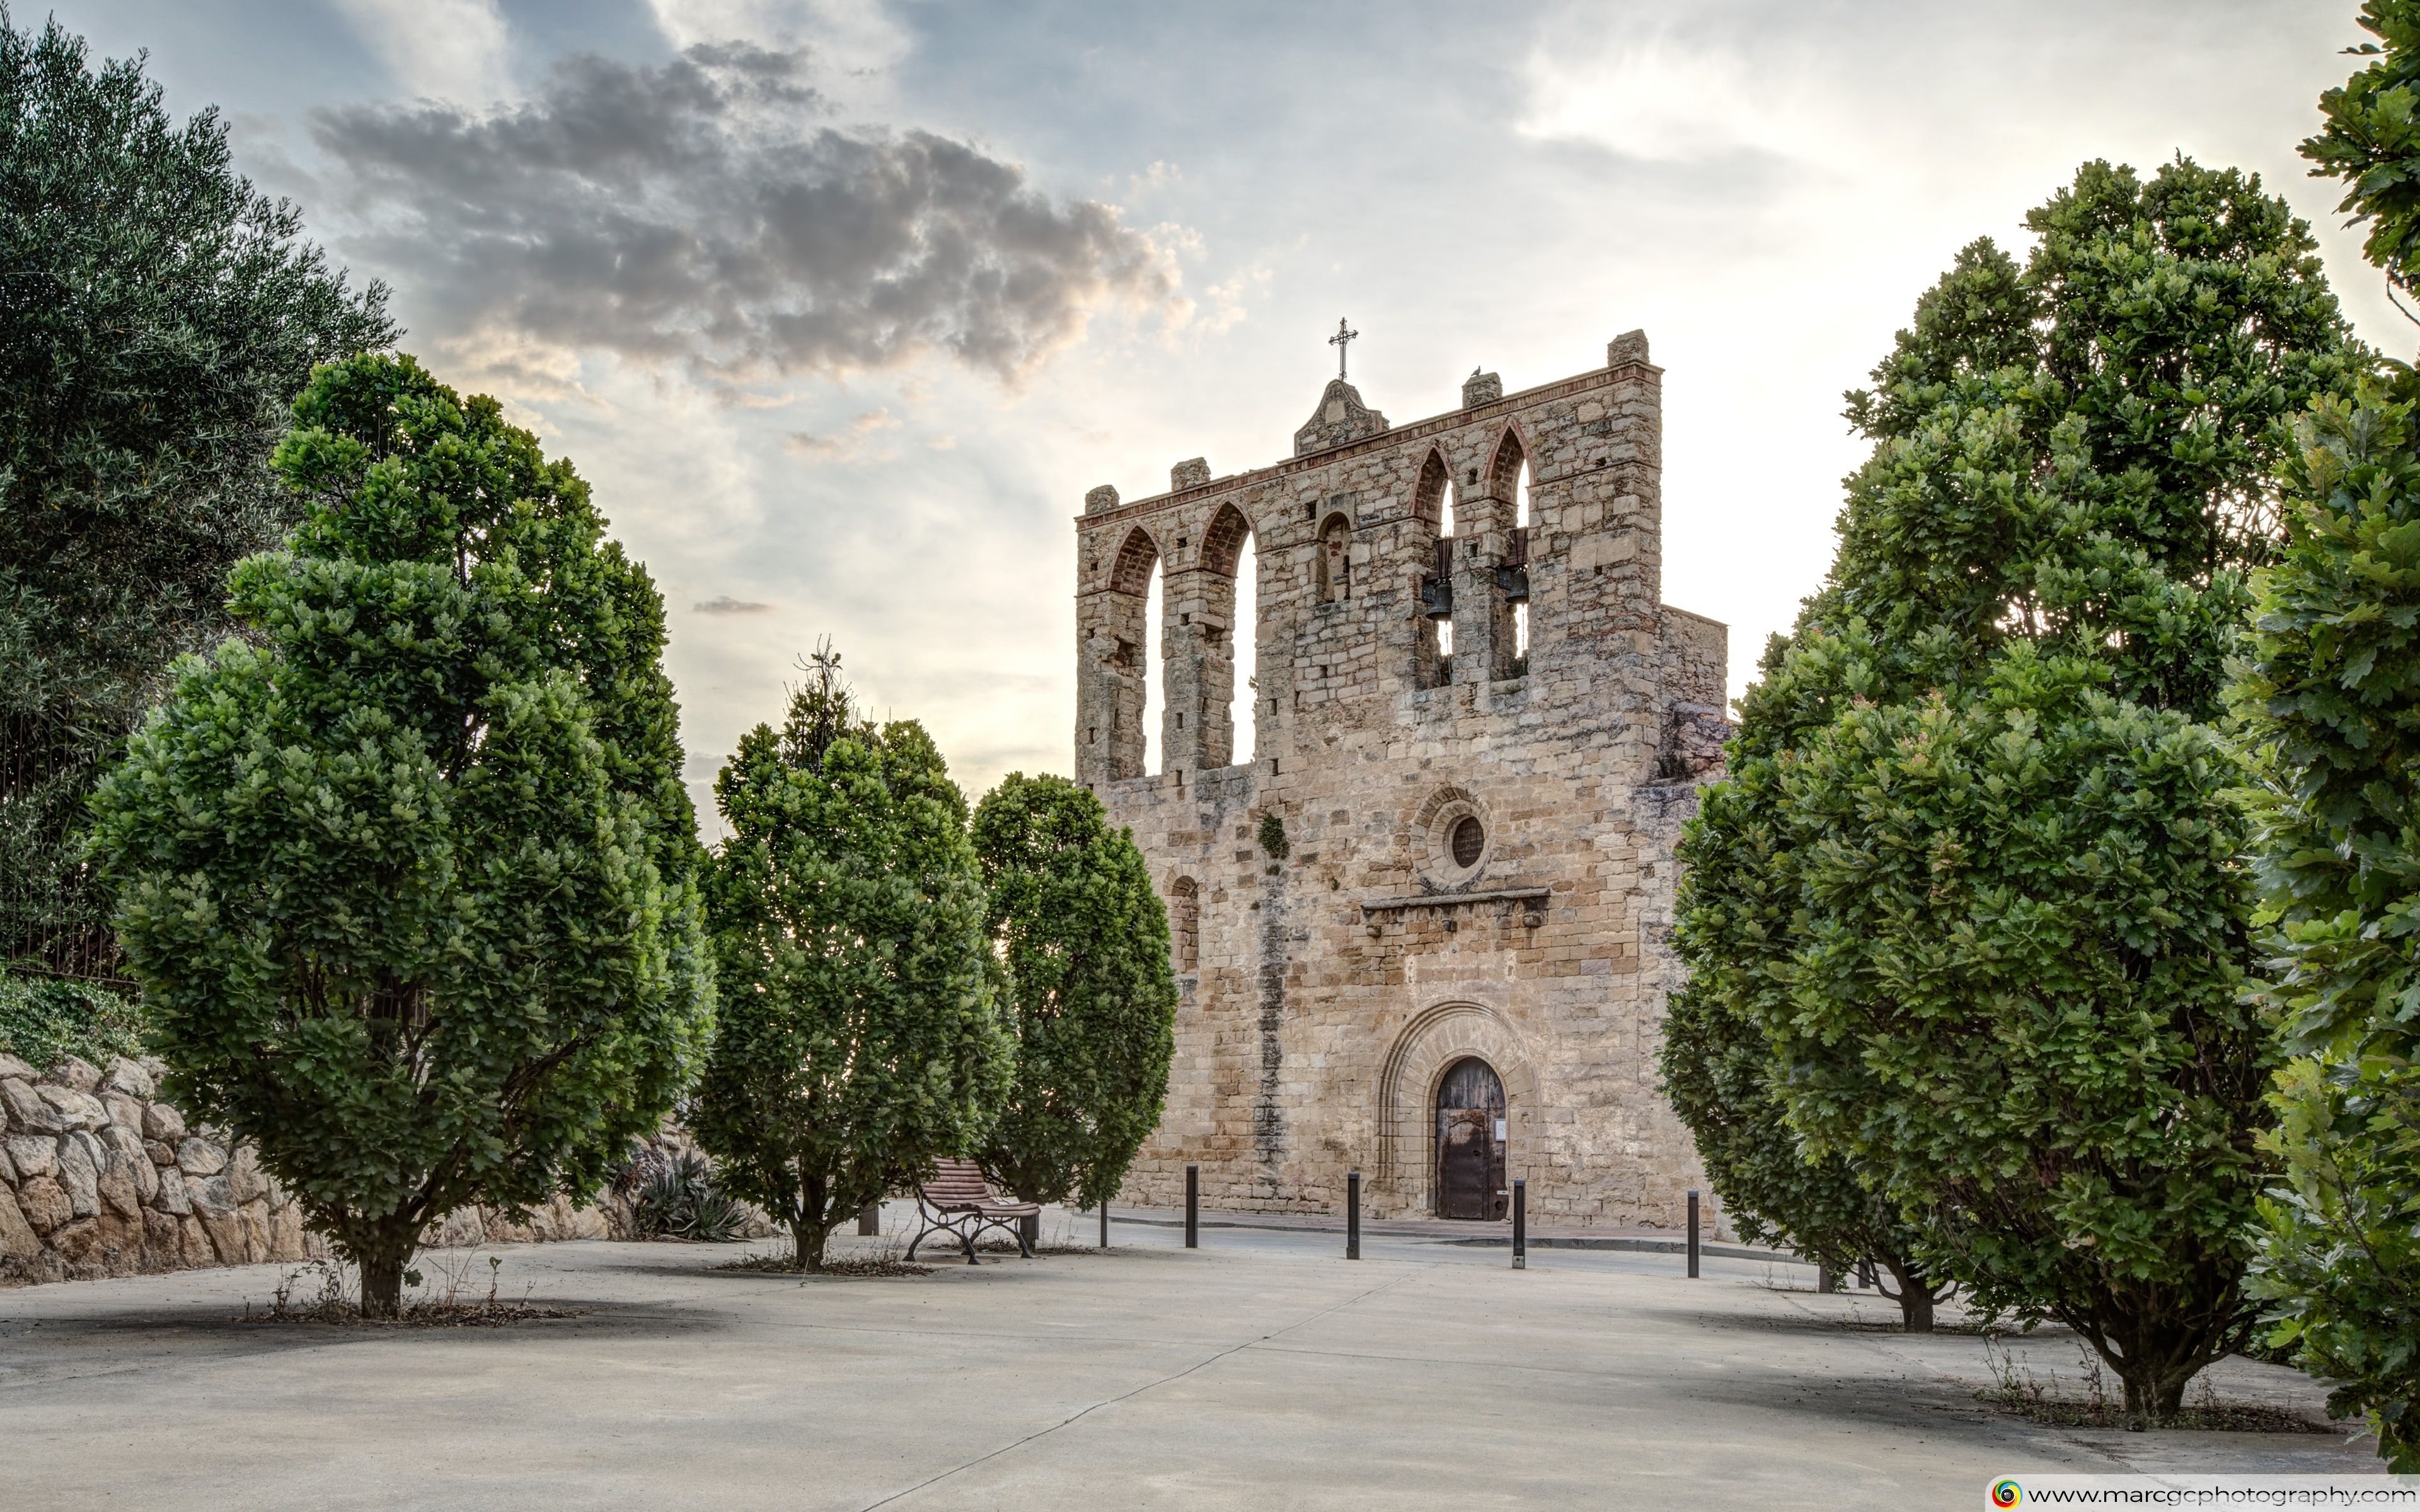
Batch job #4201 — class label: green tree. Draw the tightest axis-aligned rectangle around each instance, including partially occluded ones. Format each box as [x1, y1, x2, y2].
[2230, 15, 2420, 1461]
[972, 773, 1176, 1215]
[2238, 391, 2420, 1469]
[2303, 0, 2420, 306]
[691, 647, 1011, 1271]
[88, 353, 710, 1317]
[1663, 779, 1945, 1330]
[0, 13, 392, 978]
[1671, 159, 2360, 1419]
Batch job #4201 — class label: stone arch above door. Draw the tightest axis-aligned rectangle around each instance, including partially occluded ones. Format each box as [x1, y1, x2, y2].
[1373, 1002, 1539, 1217]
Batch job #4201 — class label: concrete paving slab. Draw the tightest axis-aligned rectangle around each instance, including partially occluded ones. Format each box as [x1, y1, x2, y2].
[0, 1213, 2385, 1510]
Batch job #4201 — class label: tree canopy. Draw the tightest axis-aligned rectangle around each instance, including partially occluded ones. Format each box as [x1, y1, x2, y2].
[0, 12, 391, 978]
[88, 353, 710, 1317]
[2305, 0, 2420, 299]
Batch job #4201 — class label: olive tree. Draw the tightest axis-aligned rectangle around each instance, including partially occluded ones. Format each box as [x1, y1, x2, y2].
[0, 13, 391, 978]
[89, 353, 712, 1316]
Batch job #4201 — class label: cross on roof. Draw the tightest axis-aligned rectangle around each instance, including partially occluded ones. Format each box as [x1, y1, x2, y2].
[1328, 317, 1357, 381]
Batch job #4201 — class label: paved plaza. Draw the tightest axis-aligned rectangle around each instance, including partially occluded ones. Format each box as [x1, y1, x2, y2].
[0, 1210, 2382, 1510]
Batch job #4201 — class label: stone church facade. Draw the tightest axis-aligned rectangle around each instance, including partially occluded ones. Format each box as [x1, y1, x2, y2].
[1073, 331, 1728, 1229]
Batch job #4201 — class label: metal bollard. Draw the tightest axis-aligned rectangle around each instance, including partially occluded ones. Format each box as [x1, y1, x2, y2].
[1346, 1170, 1361, 1261]
[1185, 1164, 1199, 1249]
[1512, 1178, 1526, 1270]
[1100, 1198, 1109, 1251]
[1686, 1189, 1700, 1279]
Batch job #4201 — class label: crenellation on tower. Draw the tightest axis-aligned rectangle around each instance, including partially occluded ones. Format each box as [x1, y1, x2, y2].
[1073, 335, 1727, 1230]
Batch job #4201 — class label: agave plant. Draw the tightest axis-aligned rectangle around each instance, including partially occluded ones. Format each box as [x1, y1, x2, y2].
[632, 1151, 746, 1242]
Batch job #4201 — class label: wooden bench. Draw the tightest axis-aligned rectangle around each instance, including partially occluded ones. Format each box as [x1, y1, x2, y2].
[906, 1159, 1040, 1266]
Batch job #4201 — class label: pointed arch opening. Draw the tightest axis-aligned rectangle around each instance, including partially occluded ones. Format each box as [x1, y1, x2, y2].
[1414, 449, 1453, 689]
[1100, 525, 1163, 778]
[1511, 457, 1533, 673]
[1484, 428, 1533, 680]
[1484, 424, 1528, 517]
[1196, 503, 1259, 767]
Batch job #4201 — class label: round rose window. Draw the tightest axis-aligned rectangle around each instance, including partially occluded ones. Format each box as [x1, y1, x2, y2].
[1450, 815, 1485, 868]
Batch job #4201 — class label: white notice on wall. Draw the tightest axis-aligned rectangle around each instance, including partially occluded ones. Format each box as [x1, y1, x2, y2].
[1494, 1119, 1507, 1141]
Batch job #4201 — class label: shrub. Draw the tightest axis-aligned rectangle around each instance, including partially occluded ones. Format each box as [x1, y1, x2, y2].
[0, 969, 144, 1070]
[631, 1152, 746, 1244]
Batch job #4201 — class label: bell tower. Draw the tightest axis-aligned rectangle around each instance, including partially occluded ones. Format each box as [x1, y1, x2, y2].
[1072, 329, 1731, 1230]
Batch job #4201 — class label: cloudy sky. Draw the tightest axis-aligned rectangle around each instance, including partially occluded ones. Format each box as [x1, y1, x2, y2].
[49, 0, 2405, 831]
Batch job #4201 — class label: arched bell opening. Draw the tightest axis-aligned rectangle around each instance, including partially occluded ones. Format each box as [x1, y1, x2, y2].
[1506, 459, 1533, 673]
[1434, 1056, 1507, 1222]
[1482, 427, 1532, 681]
[1197, 502, 1258, 767]
[1412, 449, 1453, 688]
[1095, 525, 1162, 779]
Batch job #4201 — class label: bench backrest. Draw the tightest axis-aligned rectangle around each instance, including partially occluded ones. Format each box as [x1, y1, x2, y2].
[919, 1157, 998, 1206]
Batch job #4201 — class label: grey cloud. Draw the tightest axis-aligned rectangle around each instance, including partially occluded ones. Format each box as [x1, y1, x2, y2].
[311, 44, 1180, 378]
[694, 595, 775, 615]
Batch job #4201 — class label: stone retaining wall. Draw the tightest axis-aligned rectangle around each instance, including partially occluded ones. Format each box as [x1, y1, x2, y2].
[0, 1054, 768, 1288]
[0, 1051, 309, 1285]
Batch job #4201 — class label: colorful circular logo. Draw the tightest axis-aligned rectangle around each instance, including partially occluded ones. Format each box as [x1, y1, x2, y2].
[1990, 1480, 2022, 1508]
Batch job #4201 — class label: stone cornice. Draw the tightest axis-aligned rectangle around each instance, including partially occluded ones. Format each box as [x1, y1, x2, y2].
[1358, 885, 1553, 915]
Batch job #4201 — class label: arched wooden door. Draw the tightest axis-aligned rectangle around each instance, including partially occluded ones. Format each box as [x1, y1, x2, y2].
[1435, 1057, 1507, 1220]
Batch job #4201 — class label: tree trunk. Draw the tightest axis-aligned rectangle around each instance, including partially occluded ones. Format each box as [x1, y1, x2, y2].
[356, 1212, 418, 1319]
[792, 1214, 830, 1273]
[1879, 1254, 1935, 1334]
[2115, 1355, 2196, 1424]
[793, 1171, 830, 1273]
[2085, 1310, 2226, 1426]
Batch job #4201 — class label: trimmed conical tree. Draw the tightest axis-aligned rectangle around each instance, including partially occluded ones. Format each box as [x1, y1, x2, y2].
[972, 773, 1177, 1216]
[89, 353, 712, 1316]
[1671, 158, 2361, 1419]
[691, 646, 1012, 1271]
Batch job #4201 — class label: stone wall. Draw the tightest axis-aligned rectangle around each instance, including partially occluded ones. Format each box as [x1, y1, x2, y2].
[0, 1051, 311, 1285]
[0, 1053, 769, 1289]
